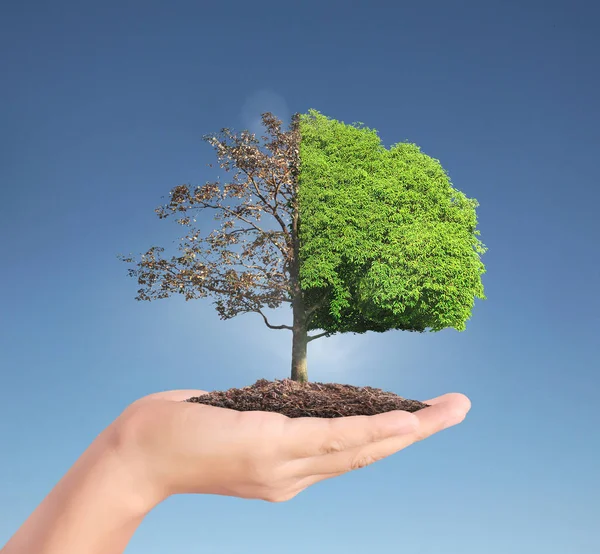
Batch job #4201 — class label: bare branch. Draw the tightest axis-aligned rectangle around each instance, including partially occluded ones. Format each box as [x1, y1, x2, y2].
[194, 201, 289, 258]
[255, 308, 293, 331]
[307, 331, 333, 343]
[245, 171, 292, 245]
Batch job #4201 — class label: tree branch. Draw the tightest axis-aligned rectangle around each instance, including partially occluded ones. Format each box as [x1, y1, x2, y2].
[307, 331, 332, 343]
[245, 170, 292, 246]
[255, 308, 293, 331]
[196, 202, 288, 258]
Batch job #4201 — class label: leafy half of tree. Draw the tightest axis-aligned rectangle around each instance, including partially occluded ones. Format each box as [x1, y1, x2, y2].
[298, 109, 486, 336]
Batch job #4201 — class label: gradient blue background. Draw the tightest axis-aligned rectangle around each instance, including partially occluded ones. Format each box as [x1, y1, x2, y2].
[1, 1, 598, 552]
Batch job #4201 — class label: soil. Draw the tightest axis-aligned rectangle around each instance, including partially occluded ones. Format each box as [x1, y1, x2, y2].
[185, 378, 429, 418]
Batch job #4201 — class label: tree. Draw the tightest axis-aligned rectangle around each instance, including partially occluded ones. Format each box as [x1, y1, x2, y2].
[119, 110, 486, 383]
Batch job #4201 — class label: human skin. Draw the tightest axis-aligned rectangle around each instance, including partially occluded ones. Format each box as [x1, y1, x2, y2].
[0, 389, 471, 554]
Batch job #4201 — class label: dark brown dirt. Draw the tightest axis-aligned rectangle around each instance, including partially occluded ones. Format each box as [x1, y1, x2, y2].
[185, 378, 429, 418]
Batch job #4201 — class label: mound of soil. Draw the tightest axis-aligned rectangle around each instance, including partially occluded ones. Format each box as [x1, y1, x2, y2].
[186, 378, 429, 418]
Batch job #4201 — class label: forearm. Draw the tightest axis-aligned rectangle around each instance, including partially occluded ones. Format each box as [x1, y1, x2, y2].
[1, 419, 158, 554]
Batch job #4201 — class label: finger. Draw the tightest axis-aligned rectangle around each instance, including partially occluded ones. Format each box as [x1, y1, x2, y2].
[421, 392, 471, 408]
[293, 393, 471, 478]
[412, 393, 471, 440]
[283, 409, 419, 460]
[292, 428, 416, 478]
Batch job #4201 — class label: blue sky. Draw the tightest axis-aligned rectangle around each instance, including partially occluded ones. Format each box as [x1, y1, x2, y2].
[1, 0, 598, 552]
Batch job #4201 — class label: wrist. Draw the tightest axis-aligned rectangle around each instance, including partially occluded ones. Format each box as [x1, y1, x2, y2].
[110, 404, 172, 512]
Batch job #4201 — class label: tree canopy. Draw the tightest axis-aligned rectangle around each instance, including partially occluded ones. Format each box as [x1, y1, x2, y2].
[297, 109, 486, 334]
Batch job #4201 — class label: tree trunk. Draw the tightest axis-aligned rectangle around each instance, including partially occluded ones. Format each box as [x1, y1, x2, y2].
[289, 141, 308, 383]
[291, 294, 308, 382]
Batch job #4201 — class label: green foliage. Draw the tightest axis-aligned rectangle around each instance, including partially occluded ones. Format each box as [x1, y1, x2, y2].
[297, 109, 486, 334]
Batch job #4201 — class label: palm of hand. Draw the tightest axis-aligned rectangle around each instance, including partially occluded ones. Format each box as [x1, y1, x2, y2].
[117, 388, 470, 504]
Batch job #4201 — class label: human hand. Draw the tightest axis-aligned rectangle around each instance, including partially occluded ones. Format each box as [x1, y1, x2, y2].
[116, 388, 471, 506]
